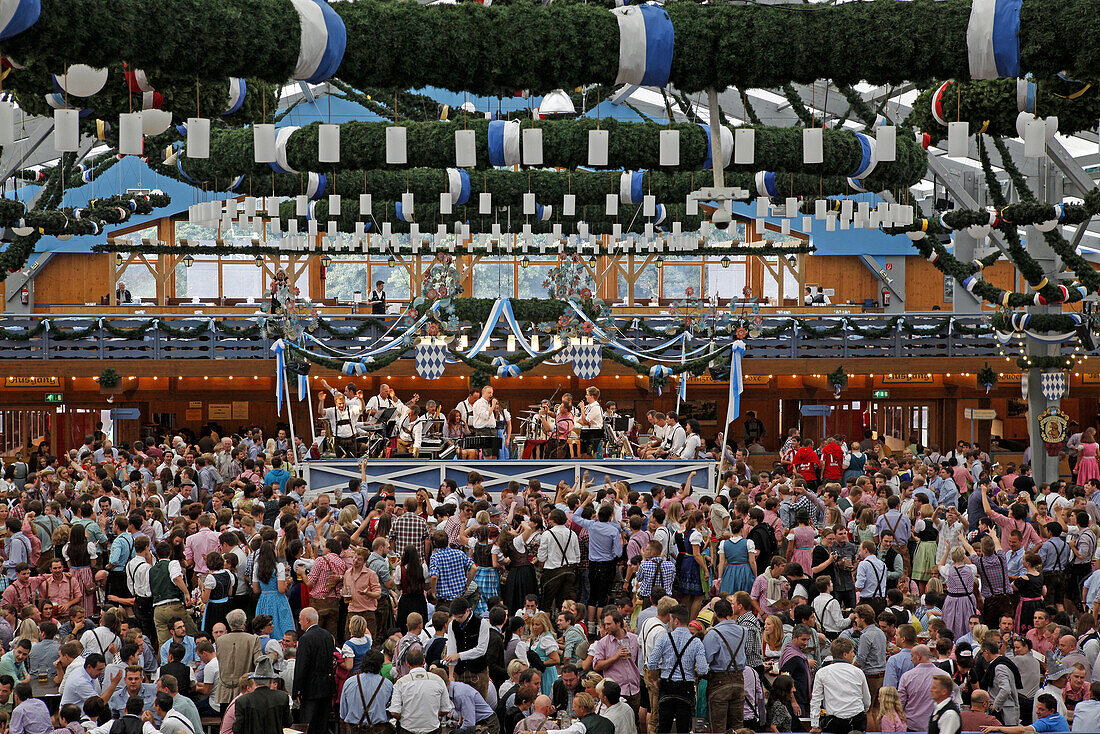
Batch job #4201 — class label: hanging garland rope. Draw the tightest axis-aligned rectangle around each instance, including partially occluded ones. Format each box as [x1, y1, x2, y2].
[905, 77, 1100, 142]
[2, 0, 1090, 94]
[285, 341, 413, 373]
[159, 119, 926, 187]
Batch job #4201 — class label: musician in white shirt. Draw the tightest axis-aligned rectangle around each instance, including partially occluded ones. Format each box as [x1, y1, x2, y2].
[317, 391, 362, 457]
[576, 386, 604, 457]
[454, 388, 480, 427]
[640, 411, 667, 459]
[396, 404, 425, 457]
[469, 386, 498, 458]
[675, 419, 703, 459]
[364, 383, 415, 422]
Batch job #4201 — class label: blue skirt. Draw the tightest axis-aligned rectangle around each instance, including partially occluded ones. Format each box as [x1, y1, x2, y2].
[255, 590, 296, 639]
[473, 567, 500, 615]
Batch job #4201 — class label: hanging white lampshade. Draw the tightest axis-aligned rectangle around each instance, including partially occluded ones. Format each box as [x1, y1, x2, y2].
[253, 124, 276, 163]
[521, 128, 543, 166]
[947, 121, 969, 157]
[328, 195, 341, 216]
[53, 108, 79, 152]
[141, 108, 173, 136]
[479, 192, 492, 215]
[454, 129, 476, 167]
[802, 127, 823, 164]
[538, 90, 575, 117]
[660, 129, 680, 167]
[588, 129, 608, 167]
[118, 112, 143, 156]
[187, 117, 210, 158]
[318, 123, 340, 163]
[386, 127, 407, 165]
[876, 125, 896, 162]
[734, 128, 755, 165]
[563, 194, 576, 216]
[0, 101, 14, 147]
[56, 65, 108, 97]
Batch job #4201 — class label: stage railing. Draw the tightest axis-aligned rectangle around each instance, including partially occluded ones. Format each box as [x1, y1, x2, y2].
[302, 458, 716, 498]
[0, 312, 1012, 361]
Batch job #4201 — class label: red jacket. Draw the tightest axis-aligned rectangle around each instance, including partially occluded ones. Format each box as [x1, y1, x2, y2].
[820, 441, 844, 481]
[792, 447, 820, 482]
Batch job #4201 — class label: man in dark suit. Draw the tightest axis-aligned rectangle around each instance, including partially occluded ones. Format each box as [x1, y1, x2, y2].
[292, 606, 335, 734]
[486, 606, 508, 690]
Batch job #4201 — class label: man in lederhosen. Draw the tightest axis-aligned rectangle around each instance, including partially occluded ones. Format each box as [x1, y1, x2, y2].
[703, 599, 747, 734]
[645, 604, 707, 734]
[318, 390, 362, 458]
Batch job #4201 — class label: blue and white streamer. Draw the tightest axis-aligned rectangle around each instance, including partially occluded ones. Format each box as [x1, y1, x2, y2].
[0, 0, 40, 41]
[287, 0, 347, 83]
[1017, 77, 1037, 113]
[270, 126, 300, 175]
[620, 171, 644, 205]
[754, 171, 779, 198]
[306, 172, 327, 200]
[725, 340, 745, 426]
[176, 158, 199, 185]
[487, 120, 521, 167]
[395, 200, 414, 222]
[224, 78, 246, 115]
[465, 298, 509, 356]
[966, 0, 1022, 80]
[446, 167, 471, 206]
[652, 204, 666, 226]
[271, 339, 287, 415]
[851, 133, 878, 180]
[698, 123, 733, 170]
[227, 175, 246, 192]
[847, 178, 869, 193]
[536, 204, 553, 221]
[649, 364, 671, 395]
[611, 3, 674, 88]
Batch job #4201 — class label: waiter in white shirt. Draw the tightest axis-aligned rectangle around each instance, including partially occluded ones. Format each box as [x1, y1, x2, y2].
[368, 280, 386, 314]
[468, 385, 498, 458]
[317, 391, 362, 457]
[576, 386, 604, 457]
[396, 404, 425, 457]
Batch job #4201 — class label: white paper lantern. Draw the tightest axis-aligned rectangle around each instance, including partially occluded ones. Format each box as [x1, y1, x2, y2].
[0, 100, 13, 147]
[588, 129, 609, 167]
[659, 129, 680, 166]
[643, 195, 656, 217]
[479, 192, 492, 215]
[308, 219, 318, 237]
[841, 199, 854, 220]
[1024, 117, 1046, 157]
[563, 194, 576, 216]
[253, 124, 276, 163]
[141, 109, 173, 136]
[187, 117, 210, 158]
[57, 65, 108, 97]
[244, 197, 257, 217]
[266, 197, 279, 218]
[877, 125, 896, 162]
[454, 129, 476, 168]
[523, 192, 536, 215]
[296, 195, 308, 216]
[522, 128, 543, 166]
[734, 128, 755, 165]
[118, 112, 143, 156]
[53, 109, 79, 152]
[578, 222, 589, 239]
[360, 194, 372, 216]
[802, 216, 812, 231]
[947, 121, 969, 157]
[401, 192, 414, 215]
[802, 127, 823, 164]
[439, 191, 452, 215]
[386, 127, 407, 165]
[318, 123, 340, 163]
[785, 197, 798, 217]
[329, 195, 341, 216]
[605, 193, 618, 216]
[686, 195, 698, 216]
[815, 199, 827, 220]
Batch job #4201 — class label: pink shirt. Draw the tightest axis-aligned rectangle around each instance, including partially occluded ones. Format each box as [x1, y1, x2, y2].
[878, 712, 906, 732]
[898, 662, 941, 731]
[589, 632, 640, 695]
[184, 527, 221, 574]
[343, 564, 381, 613]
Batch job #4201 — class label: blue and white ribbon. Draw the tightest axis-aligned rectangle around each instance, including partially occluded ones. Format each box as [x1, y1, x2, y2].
[850, 132, 878, 180]
[499, 299, 555, 357]
[224, 78, 246, 115]
[611, 3, 674, 88]
[487, 120, 521, 167]
[652, 204, 666, 226]
[177, 158, 199, 185]
[341, 360, 367, 376]
[305, 172, 327, 200]
[698, 124, 733, 170]
[754, 171, 778, 198]
[270, 126, 300, 175]
[620, 171, 644, 205]
[465, 298, 509, 356]
[227, 175, 246, 192]
[0, 0, 40, 41]
[497, 363, 521, 377]
[649, 364, 671, 395]
[726, 340, 745, 424]
[536, 204, 553, 221]
[847, 178, 869, 193]
[287, 0, 347, 83]
[1017, 77, 1037, 113]
[446, 167, 471, 206]
[297, 372, 309, 402]
[967, 0, 1021, 80]
[395, 200, 414, 222]
[271, 339, 287, 415]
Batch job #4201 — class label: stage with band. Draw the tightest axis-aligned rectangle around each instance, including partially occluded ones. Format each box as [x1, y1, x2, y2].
[302, 458, 716, 498]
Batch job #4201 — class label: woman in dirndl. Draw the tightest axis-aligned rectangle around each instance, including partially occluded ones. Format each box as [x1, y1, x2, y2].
[498, 522, 538, 614]
[676, 510, 710, 618]
[911, 504, 941, 592]
[939, 546, 977, 639]
[201, 551, 236, 634]
[469, 523, 500, 616]
[1013, 554, 1046, 631]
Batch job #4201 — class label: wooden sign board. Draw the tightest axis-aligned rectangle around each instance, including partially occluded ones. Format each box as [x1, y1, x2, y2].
[5, 377, 60, 388]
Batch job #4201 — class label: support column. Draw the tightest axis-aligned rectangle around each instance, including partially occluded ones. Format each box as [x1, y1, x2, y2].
[951, 229, 982, 314]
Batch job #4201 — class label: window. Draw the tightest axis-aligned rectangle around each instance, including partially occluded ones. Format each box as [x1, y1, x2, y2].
[661, 256, 703, 299]
[706, 260, 745, 299]
[517, 259, 557, 299]
[113, 226, 158, 300]
[472, 261, 515, 299]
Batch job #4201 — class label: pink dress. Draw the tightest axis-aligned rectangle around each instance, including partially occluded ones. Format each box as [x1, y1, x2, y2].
[878, 712, 906, 732]
[789, 525, 816, 572]
[1078, 442, 1100, 484]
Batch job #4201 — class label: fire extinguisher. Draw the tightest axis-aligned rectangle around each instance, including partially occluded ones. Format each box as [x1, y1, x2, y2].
[881, 288, 890, 308]
[20, 286, 28, 305]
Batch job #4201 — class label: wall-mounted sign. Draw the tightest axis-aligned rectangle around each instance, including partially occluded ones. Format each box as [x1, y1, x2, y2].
[208, 404, 232, 420]
[44, 393, 63, 403]
[110, 408, 140, 420]
[1081, 373, 1100, 385]
[189, 401, 203, 409]
[5, 377, 59, 388]
[232, 402, 249, 420]
[872, 389, 890, 399]
[881, 373, 934, 384]
[185, 408, 202, 421]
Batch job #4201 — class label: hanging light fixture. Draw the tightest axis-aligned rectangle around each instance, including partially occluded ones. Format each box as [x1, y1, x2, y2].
[721, 256, 731, 269]
[588, 254, 598, 266]
[254, 255, 264, 268]
[388, 255, 396, 268]
[531, 334, 540, 351]
[321, 254, 332, 268]
[655, 255, 663, 269]
[115, 253, 123, 268]
[184, 254, 194, 268]
[521, 256, 530, 269]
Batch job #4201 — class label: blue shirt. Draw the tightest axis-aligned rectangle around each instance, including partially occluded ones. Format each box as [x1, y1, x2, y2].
[939, 478, 959, 510]
[702, 620, 746, 672]
[109, 682, 157, 717]
[883, 648, 914, 688]
[1033, 713, 1070, 733]
[108, 531, 134, 569]
[1071, 699, 1100, 732]
[570, 514, 623, 562]
[159, 635, 197, 667]
[429, 547, 473, 601]
[60, 666, 100, 706]
[1006, 548, 1027, 577]
[264, 468, 291, 493]
[9, 697, 52, 734]
[448, 681, 494, 727]
[1039, 537, 1073, 572]
[339, 672, 393, 726]
[647, 627, 707, 682]
[4, 533, 32, 577]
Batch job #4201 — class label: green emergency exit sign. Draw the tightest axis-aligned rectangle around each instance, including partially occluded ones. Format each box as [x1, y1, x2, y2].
[872, 389, 890, 399]
[44, 393, 63, 403]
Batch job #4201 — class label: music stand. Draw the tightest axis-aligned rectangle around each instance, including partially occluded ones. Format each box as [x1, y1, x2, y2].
[609, 415, 630, 432]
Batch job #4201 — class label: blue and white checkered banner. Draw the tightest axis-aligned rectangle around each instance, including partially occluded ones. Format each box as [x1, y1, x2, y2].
[570, 343, 603, 380]
[620, 171, 645, 205]
[270, 126, 300, 174]
[0, 0, 39, 41]
[488, 120, 521, 167]
[1040, 371, 1067, 402]
[611, 3, 674, 88]
[967, 0, 1021, 80]
[415, 341, 448, 380]
[287, 0, 347, 83]
[224, 78, 246, 115]
[446, 168, 471, 206]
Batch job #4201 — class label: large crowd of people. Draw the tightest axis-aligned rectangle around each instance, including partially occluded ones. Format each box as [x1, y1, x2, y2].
[2, 421, 1100, 734]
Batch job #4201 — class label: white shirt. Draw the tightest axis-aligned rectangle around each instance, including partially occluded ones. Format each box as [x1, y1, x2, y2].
[455, 400, 477, 425]
[676, 433, 701, 459]
[398, 415, 424, 450]
[322, 404, 362, 438]
[668, 424, 687, 454]
[126, 555, 152, 598]
[638, 616, 668, 670]
[809, 661, 871, 728]
[601, 700, 637, 734]
[580, 400, 604, 429]
[202, 657, 220, 697]
[389, 667, 454, 734]
[469, 398, 495, 430]
[537, 526, 580, 569]
[80, 627, 122, 664]
[928, 698, 961, 734]
[444, 618, 490, 661]
[813, 592, 852, 635]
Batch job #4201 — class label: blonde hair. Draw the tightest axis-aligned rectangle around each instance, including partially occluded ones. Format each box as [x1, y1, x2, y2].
[972, 624, 990, 644]
[950, 546, 966, 565]
[528, 611, 553, 637]
[475, 510, 491, 526]
[14, 617, 38, 643]
[877, 686, 905, 721]
[666, 501, 684, 528]
[926, 577, 945, 596]
[581, 671, 603, 690]
[338, 505, 360, 531]
[920, 504, 934, 519]
[763, 614, 784, 649]
[348, 615, 368, 640]
[507, 659, 528, 678]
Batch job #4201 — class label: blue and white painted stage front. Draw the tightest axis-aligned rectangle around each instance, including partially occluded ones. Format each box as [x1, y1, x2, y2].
[302, 459, 716, 498]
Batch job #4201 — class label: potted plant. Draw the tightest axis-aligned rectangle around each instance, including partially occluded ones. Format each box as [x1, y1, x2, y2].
[98, 367, 123, 394]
